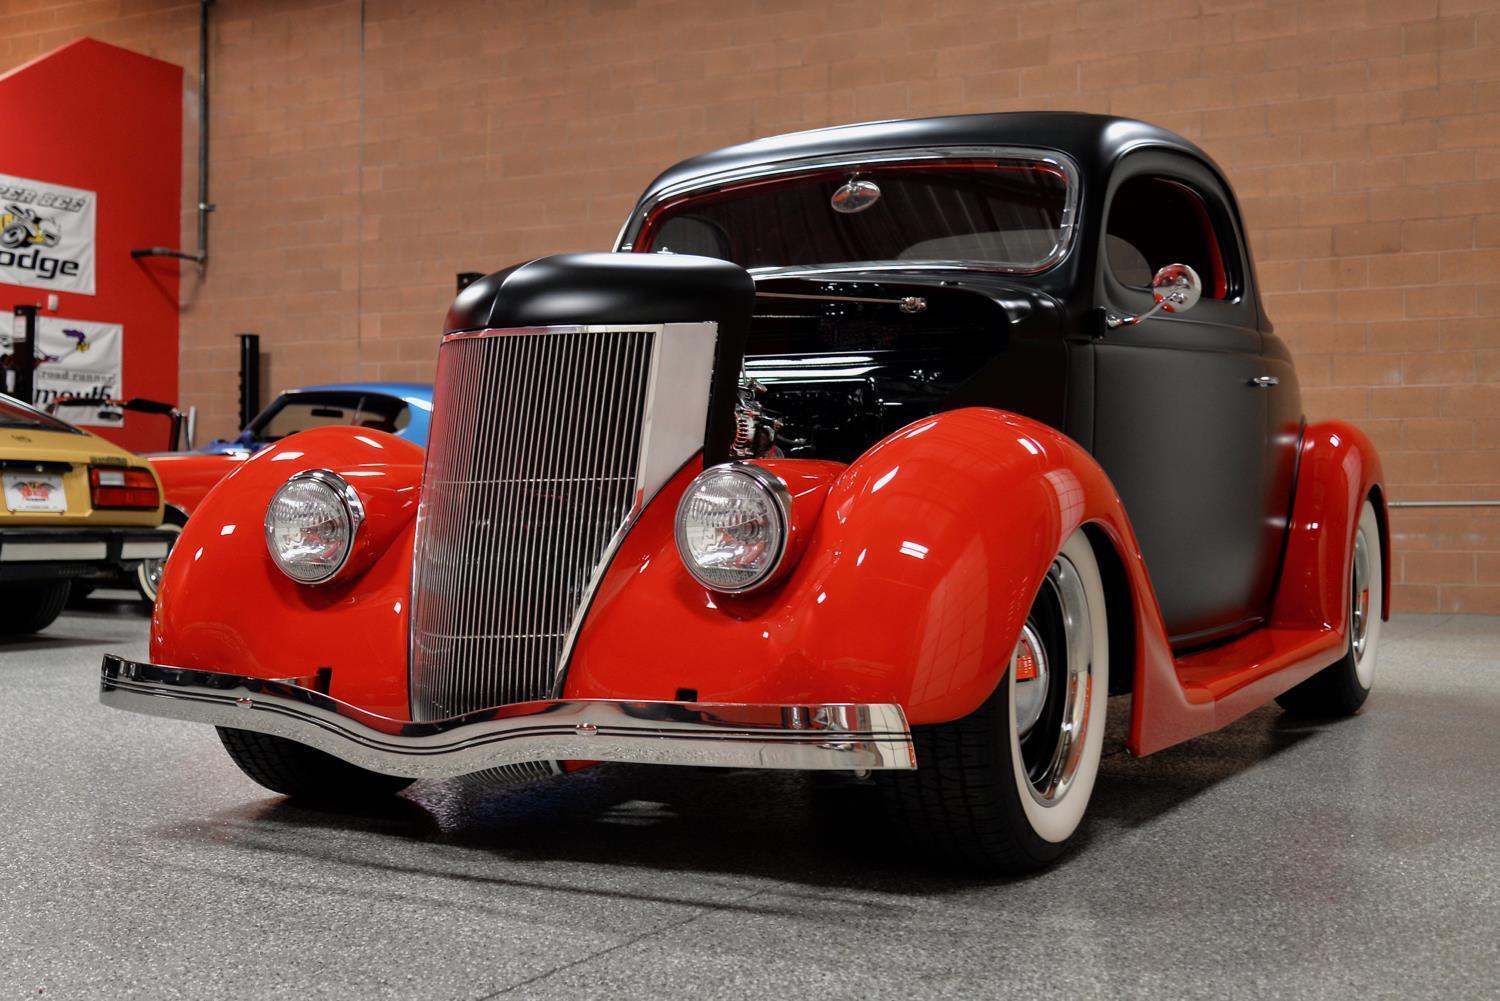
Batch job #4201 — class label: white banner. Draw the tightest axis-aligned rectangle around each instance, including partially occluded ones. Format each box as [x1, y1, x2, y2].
[0, 172, 96, 295]
[0, 316, 124, 427]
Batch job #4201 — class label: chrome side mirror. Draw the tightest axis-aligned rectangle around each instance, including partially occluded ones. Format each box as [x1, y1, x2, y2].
[1106, 263, 1202, 329]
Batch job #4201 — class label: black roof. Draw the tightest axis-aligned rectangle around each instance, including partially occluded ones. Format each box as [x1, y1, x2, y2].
[630, 112, 1221, 217]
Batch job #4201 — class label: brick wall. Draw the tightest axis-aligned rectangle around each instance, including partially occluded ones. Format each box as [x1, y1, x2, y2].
[2, 0, 1497, 613]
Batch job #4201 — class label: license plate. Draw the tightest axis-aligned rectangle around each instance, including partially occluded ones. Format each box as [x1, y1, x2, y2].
[3, 472, 67, 513]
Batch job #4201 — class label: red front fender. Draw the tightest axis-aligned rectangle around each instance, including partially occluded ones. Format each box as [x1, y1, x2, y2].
[565, 407, 1160, 726]
[151, 427, 422, 719]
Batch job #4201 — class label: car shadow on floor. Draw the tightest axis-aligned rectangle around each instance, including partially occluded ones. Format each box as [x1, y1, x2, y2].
[155, 699, 1339, 895]
[68, 591, 151, 616]
[1085, 703, 1324, 830]
[0, 593, 149, 653]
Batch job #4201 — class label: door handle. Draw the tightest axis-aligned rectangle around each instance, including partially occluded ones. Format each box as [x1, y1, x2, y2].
[1248, 375, 1279, 388]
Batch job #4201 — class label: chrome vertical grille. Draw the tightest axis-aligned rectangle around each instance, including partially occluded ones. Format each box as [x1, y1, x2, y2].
[409, 326, 655, 720]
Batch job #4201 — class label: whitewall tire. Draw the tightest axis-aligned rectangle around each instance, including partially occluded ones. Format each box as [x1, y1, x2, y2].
[1009, 531, 1110, 845]
[878, 528, 1109, 873]
[1277, 498, 1382, 716]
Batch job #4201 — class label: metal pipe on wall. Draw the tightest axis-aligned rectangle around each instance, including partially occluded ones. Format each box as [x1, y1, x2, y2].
[129, 0, 213, 265]
[1388, 501, 1500, 509]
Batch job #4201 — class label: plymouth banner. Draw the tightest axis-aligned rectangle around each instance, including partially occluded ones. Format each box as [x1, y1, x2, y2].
[0, 172, 96, 295]
[0, 316, 124, 426]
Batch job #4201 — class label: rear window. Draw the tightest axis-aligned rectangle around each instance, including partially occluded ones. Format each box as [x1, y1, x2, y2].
[249, 391, 410, 444]
[635, 156, 1073, 273]
[0, 394, 81, 434]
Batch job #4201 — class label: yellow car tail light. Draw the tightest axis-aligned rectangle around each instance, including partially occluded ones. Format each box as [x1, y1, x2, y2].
[90, 466, 160, 510]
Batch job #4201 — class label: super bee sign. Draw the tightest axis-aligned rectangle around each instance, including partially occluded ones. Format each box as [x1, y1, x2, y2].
[0, 172, 96, 295]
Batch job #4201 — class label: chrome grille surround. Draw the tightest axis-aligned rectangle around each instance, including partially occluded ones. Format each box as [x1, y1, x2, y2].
[409, 322, 719, 721]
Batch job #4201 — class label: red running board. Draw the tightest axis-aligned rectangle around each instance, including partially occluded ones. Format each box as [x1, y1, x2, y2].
[1175, 627, 1345, 706]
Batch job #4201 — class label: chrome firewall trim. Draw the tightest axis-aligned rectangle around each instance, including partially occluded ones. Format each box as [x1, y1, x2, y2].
[100, 655, 916, 778]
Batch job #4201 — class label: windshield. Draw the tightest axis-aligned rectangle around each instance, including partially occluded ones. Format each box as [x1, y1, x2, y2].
[246, 391, 410, 444]
[634, 156, 1072, 273]
[0, 394, 82, 434]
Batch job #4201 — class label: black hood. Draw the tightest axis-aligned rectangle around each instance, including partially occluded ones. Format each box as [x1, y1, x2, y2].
[444, 252, 756, 466]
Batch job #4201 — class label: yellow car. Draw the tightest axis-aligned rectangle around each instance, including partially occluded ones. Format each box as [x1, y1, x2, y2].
[1, 393, 171, 634]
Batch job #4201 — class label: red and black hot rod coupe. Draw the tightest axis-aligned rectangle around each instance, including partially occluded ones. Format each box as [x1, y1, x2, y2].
[101, 113, 1387, 873]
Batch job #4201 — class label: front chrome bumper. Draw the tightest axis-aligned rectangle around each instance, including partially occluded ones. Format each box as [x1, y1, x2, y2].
[99, 656, 916, 778]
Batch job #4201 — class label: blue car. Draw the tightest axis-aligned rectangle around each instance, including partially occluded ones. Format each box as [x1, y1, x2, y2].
[199, 381, 435, 454]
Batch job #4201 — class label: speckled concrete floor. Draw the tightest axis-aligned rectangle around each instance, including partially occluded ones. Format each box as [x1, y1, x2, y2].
[1, 600, 1497, 1000]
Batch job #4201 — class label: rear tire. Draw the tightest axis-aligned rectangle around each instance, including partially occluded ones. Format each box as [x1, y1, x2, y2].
[1277, 499, 1382, 717]
[217, 728, 414, 804]
[877, 530, 1110, 873]
[0, 580, 71, 635]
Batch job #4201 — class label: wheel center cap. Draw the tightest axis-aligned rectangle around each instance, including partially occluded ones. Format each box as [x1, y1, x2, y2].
[1014, 623, 1049, 738]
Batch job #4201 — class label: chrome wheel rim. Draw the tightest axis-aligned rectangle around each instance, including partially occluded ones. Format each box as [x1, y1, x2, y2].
[1350, 511, 1379, 691]
[1351, 528, 1370, 662]
[1015, 556, 1095, 806]
[141, 557, 167, 597]
[137, 522, 182, 603]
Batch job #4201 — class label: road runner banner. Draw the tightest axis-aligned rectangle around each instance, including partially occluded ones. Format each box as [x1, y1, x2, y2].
[0, 172, 96, 295]
[0, 316, 123, 426]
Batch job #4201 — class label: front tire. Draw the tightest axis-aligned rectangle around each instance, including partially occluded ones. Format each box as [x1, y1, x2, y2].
[217, 728, 414, 805]
[878, 530, 1110, 873]
[0, 580, 71, 635]
[1277, 498, 1382, 717]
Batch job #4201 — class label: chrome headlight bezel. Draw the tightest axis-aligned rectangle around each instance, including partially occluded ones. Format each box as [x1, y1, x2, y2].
[263, 468, 365, 585]
[673, 462, 793, 595]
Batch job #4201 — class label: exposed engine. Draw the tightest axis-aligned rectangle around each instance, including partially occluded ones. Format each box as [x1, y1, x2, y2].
[736, 276, 1058, 463]
[729, 378, 787, 459]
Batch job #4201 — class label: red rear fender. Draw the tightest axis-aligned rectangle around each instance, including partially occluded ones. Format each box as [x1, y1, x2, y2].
[1271, 420, 1389, 628]
[1126, 419, 1388, 756]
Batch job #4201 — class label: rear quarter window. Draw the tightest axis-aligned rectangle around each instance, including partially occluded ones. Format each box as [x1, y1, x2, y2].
[1106, 176, 1233, 300]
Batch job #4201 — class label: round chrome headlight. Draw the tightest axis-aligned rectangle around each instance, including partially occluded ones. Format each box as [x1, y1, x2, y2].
[674, 463, 792, 594]
[263, 469, 364, 584]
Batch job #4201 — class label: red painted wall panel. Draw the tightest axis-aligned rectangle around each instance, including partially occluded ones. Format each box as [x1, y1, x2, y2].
[0, 38, 182, 453]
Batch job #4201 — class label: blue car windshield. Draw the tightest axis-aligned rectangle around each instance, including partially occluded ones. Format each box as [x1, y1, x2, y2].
[246, 391, 410, 444]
